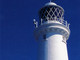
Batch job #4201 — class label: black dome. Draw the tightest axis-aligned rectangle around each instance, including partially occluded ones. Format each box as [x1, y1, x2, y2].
[39, 2, 64, 20]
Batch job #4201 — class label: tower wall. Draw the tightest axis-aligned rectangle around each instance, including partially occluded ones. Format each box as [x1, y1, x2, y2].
[34, 21, 70, 60]
[38, 33, 68, 60]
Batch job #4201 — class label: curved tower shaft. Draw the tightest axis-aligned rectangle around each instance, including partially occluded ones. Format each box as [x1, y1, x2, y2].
[34, 2, 70, 60]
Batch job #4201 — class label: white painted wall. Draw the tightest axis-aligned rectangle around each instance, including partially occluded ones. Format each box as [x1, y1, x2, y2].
[38, 33, 68, 60]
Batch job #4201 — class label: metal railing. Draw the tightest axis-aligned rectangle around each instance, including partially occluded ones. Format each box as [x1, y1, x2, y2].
[33, 18, 70, 29]
[40, 18, 70, 28]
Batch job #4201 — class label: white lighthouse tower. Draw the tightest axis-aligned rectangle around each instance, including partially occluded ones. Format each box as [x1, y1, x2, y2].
[34, 2, 70, 60]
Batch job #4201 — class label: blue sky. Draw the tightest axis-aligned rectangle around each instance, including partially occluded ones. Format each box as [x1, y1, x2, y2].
[0, 0, 80, 60]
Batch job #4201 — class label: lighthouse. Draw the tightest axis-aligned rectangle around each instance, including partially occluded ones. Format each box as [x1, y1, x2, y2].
[33, 2, 70, 60]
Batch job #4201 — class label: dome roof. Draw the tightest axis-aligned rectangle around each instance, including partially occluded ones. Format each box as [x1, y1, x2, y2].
[39, 2, 64, 21]
[45, 2, 57, 6]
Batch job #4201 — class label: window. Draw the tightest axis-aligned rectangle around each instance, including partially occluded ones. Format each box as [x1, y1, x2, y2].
[43, 34, 46, 39]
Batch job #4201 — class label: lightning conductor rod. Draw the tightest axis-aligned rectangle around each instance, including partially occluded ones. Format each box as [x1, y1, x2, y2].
[50, 0, 55, 2]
